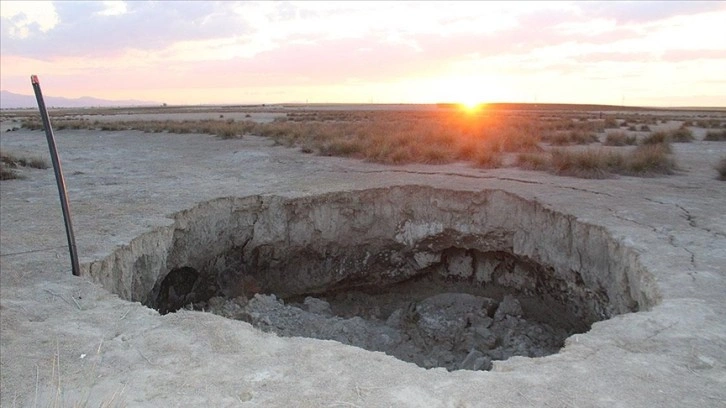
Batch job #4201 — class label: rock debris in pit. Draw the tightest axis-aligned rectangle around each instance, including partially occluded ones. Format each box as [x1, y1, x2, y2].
[192, 292, 569, 371]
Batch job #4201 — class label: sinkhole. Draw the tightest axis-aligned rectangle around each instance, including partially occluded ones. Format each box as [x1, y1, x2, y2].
[85, 186, 658, 372]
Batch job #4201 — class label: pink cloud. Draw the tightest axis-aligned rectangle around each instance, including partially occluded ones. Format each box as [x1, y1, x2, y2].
[660, 49, 726, 62]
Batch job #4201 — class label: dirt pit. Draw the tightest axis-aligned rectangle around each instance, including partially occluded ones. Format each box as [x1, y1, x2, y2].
[190, 284, 569, 372]
[85, 186, 656, 372]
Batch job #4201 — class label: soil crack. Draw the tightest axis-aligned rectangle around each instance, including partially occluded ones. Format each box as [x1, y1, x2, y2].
[333, 167, 614, 196]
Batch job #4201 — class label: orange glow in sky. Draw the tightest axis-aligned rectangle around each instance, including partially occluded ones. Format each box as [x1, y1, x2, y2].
[1, 1, 725, 107]
[459, 102, 485, 114]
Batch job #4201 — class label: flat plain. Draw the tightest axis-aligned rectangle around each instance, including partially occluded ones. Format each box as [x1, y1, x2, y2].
[1, 104, 725, 407]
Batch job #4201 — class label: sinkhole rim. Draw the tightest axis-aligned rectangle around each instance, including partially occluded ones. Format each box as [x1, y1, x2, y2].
[84, 186, 660, 370]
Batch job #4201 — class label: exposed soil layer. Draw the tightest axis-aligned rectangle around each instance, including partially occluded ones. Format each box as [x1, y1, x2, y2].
[84, 186, 656, 370]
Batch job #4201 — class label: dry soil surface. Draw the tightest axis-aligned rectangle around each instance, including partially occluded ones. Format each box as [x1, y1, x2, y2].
[1, 122, 725, 407]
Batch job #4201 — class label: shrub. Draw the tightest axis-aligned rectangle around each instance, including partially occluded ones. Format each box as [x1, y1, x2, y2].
[421, 147, 453, 164]
[516, 152, 550, 170]
[23, 156, 50, 169]
[550, 149, 611, 179]
[21, 118, 44, 130]
[1, 150, 49, 170]
[624, 144, 676, 176]
[319, 139, 364, 157]
[604, 131, 637, 146]
[517, 145, 677, 179]
[546, 130, 598, 146]
[717, 157, 726, 180]
[603, 117, 619, 128]
[0, 150, 50, 179]
[641, 131, 669, 145]
[639, 124, 651, 131]
[0, 163, 19, 180]
[704, 130, 726, 141]
[495, 129, 542, 152]
[695, 119, 721, 128]
[669, 127, 694, 142]
[473, 148, 502, 168]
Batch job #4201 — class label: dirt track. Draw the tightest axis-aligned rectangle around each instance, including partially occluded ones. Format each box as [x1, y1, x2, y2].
[1, 115, 725, 406]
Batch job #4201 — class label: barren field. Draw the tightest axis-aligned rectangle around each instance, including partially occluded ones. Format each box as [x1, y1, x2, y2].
[1, 104, 725, 407]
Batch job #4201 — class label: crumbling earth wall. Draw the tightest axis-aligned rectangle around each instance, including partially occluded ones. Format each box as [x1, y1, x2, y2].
[83, 186, 659, 329]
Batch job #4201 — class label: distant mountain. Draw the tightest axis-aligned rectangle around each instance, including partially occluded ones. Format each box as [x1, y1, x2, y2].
[0, 90, 159, 109]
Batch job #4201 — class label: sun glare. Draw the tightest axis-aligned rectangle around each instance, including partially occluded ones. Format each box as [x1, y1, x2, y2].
[459, 100, 484, 113]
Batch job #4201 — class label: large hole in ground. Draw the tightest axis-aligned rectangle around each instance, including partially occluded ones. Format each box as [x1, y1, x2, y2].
[85, 186, 658, 372]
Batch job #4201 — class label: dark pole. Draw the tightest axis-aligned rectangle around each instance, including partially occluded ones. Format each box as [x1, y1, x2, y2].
[30, 75, 80, 276]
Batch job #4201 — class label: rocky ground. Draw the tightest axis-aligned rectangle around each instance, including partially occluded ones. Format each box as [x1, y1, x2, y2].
[1, 111, 725, 407]
[197, 292, 568, 373]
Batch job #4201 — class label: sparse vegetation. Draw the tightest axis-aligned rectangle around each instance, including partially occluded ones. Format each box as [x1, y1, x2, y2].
[516, 152, 551, 171]
[473, 148, 503, 168]
[21, 117, 257, 139]
[669, 126, 695, 142]
[603, 117, 619, 128]
[515, 144, 676, 178]
[604, 131, 637, 146]
[696, 119, 726, 129]
[20, 110, 545, 166]
[717, 157, 726, 180]
[696, 119, 723, 128]
[640, 129, 694, 149]
[544, 130, 599, 146]
[0, 150, 50, 180]
[625, 144, 677, 175]
[641, 131, 671, 147]
[13, 106, 716, 179]
[0, 162, 18, 180]
[704, 130, 726, 141]
[550, 149, 614, 179]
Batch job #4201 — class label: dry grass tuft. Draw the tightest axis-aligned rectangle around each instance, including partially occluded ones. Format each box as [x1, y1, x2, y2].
[545, 130, 599, 146]
[516, 152, 551, 171]
[472, 148, 503, 168]
[641, 128, 693, 146]
[604, 131, 637, 146]
[717, 157, 726, 181]
[704, 130, 726, 141]
[550, 149, 612, 179]
[516, 144, 677, 179]
[623, 144, 677, 176]
[1, 150, 50, 180]
[669, 126, 695, 142]
[603, 117, 619, 128]
[641, 131, 669, 145]
[0, 163, 19, 180]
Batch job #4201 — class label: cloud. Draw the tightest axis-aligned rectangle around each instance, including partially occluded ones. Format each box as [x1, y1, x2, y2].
[2, 1, 725, 106]
[661, 49, 726, 63]
[95, 1, 128, 17]
[574, 51, 657, 64]
[584, 1, 725, 24]
[0, 1, 59, 39]
[1, 1, 250, 58]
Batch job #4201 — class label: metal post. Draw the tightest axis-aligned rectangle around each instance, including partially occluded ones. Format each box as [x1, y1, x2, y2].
[30, 75, 80, 276]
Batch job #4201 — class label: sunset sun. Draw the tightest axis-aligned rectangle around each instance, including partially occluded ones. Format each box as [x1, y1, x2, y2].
[459, 98, 484, 113]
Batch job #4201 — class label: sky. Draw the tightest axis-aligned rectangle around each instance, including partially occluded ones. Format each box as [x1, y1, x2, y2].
[1, 1, 725, 107]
